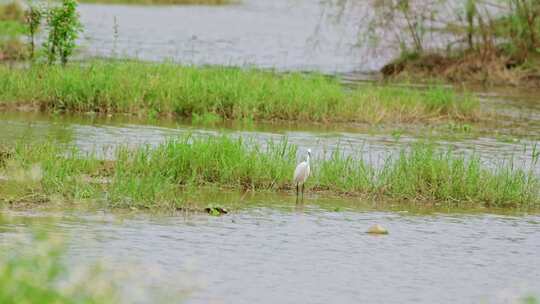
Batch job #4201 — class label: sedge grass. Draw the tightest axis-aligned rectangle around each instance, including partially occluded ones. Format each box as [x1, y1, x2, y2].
[0, 60, 480, 124]
[0, 230, 119, 304]
[0, 135, 537, 209]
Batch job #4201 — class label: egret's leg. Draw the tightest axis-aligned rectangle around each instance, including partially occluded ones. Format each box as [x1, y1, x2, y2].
[301, 184, 305, 201]
[296, 184, 299, 203]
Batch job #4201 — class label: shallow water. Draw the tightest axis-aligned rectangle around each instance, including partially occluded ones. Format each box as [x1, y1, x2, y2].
[1, 206, 539, 304]
[4, 1, 540, 302]
[78, 0, 388, 73]
[1, 99, 539, 174]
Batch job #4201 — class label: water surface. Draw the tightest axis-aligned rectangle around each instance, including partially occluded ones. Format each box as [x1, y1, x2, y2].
[1, 206, 539, 304]
[79, 0, 387, 73]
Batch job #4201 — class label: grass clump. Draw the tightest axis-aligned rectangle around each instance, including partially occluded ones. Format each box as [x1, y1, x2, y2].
[378, 146, 538, 206]
[0, 136, 537, 209]
[0, 60, 480, 124]
[315, 144, 538, 208]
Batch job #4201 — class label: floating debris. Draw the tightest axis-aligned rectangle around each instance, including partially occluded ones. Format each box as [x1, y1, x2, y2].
[367, 224, 388, 235]
[205, 207, 229, 216]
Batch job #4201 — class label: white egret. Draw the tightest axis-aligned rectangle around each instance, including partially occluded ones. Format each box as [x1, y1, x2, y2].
[293, 148, 311, 202]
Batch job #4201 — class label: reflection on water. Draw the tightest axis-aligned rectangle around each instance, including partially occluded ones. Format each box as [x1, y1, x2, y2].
[1, 207, 539, 304]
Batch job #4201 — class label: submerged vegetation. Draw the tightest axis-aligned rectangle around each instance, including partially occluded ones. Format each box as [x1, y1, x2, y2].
[0, 136, 537, 209]
[0, 60, 480, 124]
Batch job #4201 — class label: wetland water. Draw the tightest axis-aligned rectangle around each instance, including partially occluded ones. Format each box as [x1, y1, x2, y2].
[2, 1, 540, 302]
[1, 207, 539, 304]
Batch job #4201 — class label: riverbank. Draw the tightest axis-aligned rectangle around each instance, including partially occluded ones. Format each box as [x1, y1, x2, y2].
[0, 60, 481, 124]
[381, 52, 540, 88]
[0, 135, 537, 210]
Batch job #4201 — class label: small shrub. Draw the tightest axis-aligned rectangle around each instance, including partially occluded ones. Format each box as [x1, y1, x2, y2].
[44, 0, 82, 65]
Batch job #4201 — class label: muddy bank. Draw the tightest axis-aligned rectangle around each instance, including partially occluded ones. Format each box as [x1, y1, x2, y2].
[381, 52, 540, 88]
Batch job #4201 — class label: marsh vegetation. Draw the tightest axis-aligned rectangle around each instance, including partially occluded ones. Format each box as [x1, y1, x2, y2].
[0, 229, 119, 304]
[0, 1, 539, 303]
[0, 0, 83, 63]
[0, 61, 480, 124]
[1, 136, 538, 210]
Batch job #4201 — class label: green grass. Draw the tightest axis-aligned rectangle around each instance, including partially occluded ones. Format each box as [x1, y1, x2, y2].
[0, 60, 480, 124]
[0, 135, 537, 209]
[0, 20, 26, 37]
[0, 20, 27, 60]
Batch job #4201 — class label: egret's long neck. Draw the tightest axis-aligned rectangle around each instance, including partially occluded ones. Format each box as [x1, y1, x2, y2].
[306, 154, 310, 164]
